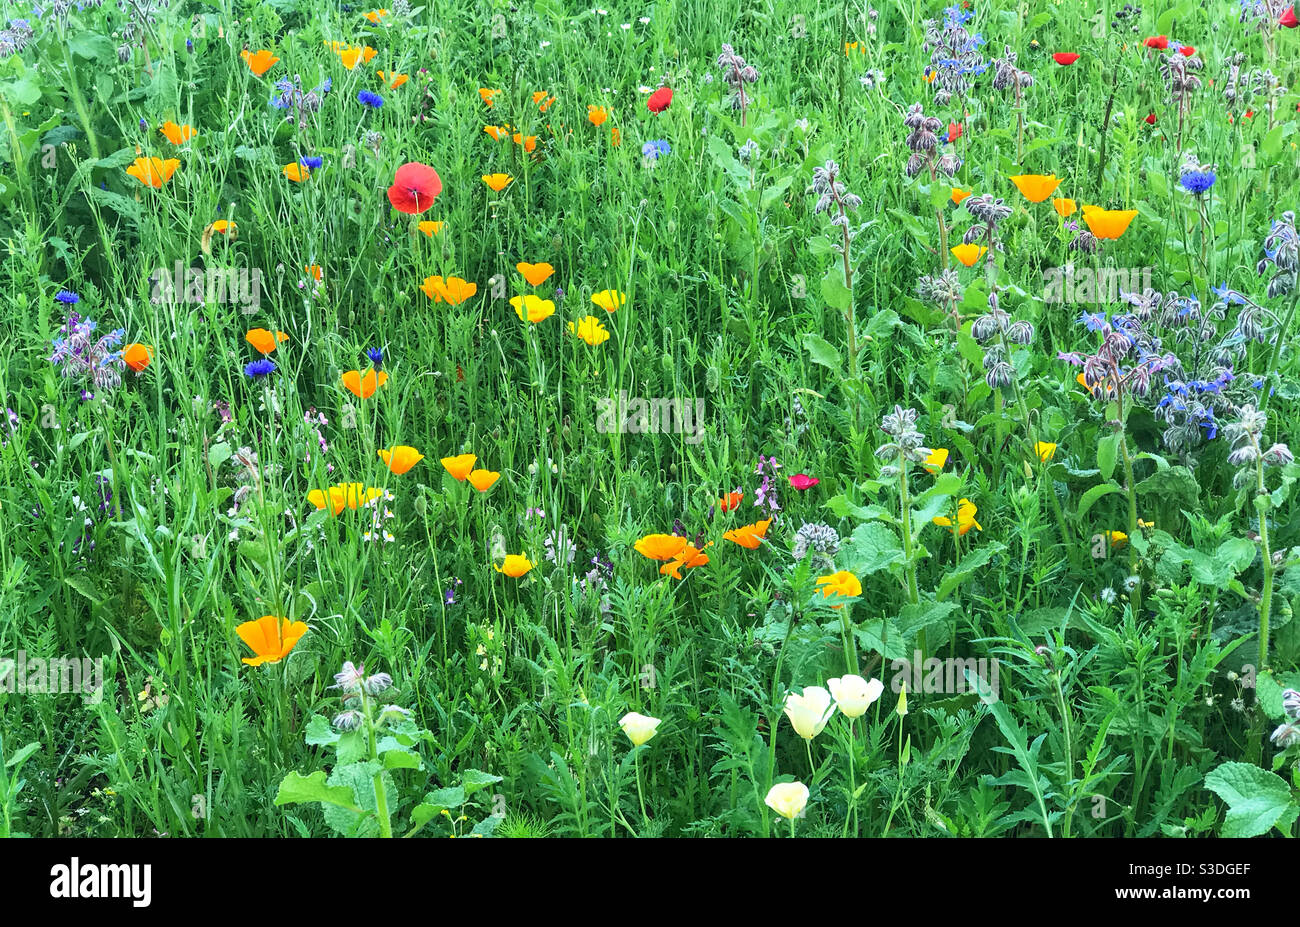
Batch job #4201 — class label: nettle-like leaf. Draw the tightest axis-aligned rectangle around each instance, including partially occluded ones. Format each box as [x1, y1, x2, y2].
[1204, 761, 1298, 838]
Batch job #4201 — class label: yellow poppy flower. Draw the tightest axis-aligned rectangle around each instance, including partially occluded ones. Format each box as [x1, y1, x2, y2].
[923, 448, 949, 473]
[933, 498, 982, 535]
[418, 220, 445, 236]
[482, 173, 513, 191]
[590, 289, 626, 312]
[816, 570, 862, 608]
[495, 554, 533, 577]
[567, 315, 610, 346]
[1035, 441, 1058, 462]
[511, 294, 556, 323]
[1052, 197, 1076, 217]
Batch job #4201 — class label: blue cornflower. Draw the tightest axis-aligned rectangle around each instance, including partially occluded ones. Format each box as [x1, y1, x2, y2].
[366, 347, 384, 367]
[1179, 170, 1216, 195]
[301, 155, 324, 170]
[244, 359, 276, 378]
[139, 118, 147, 130]
[186, 38, 193, 52]
[55, 290, 79, 304]
[357, 90, 384, 108]
[642, 139, 671, 160]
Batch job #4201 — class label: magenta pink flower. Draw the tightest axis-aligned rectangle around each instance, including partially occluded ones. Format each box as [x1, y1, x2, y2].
[788, 474, 819, 490]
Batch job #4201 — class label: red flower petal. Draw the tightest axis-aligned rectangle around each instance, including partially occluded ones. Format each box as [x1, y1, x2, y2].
[647, 86, 672, 113]
[1283, 6, 1299, 27]
[1143, 35, 1169, 49]
[386, 162, 442, 214]
[1053, 52, 1080, 65]
[788, 474, 820, 491]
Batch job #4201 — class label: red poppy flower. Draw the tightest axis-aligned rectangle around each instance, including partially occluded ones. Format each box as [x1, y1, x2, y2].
[386, 162, 442, 214]
[1053, 52, 1080, 65]
[1144, 112, 1156, 124]
[1178, 45, 1195, 56]
[1143, 35, 1169, 49]
[647, 86, 672, 113]
[947, 121, 963, 142]
[718, 490, 744, 512]
[788, 474, 819, 491]
[1283, 6, 1299, 27]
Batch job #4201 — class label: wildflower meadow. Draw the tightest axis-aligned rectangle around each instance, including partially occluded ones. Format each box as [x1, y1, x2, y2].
[4, 0, 1300, 861]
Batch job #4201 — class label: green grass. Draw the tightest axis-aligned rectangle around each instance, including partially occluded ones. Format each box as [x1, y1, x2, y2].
[1, 0, 1299, 838]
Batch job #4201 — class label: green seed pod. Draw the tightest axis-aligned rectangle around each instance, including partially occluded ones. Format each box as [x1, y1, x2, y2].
[706, 365, 721, 393]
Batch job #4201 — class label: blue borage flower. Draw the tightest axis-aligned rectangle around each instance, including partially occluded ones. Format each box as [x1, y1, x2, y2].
[357, 89, 384, 108]
[244, 358, 276, 378]
[1179, 170, 1216, 195]
[641, 139, 671, 160]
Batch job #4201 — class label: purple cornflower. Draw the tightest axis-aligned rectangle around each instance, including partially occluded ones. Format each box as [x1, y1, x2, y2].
[443, 577, 462, 605]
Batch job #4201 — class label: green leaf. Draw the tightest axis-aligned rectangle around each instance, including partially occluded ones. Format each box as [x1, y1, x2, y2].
[840, 522, 905, 576]
[274, 770, 361, 811]
[802, 333, 842, 371]
[821, 269, 852, 312]
[1076, 481, 1122, 521]
[461, 769, 504, 796]
[937, 543, 1006, 601]
[1204, 762, 1296, 838]
[1096, 432, 1120, 482]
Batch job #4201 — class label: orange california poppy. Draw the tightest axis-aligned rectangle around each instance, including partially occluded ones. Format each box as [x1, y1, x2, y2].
[377, 70, 409, 88]
[950, 187, 973, 205]
[1009, 174, 1062, 203]
[950, 244, 987, 267]
[282, 163, 310, 182]
[635, 534, 689, 561]
[661, 542, 711, 579]
[122, 343, 153, 372]
[479, 88, 501, 106]
[126, 157, 180, 187]
[588, 105, 609, 126]
[815, 570, 862, 608]
[418, 220, 445, 236]
[468, 469, 500, 491]
[305, 264, 323, 281]
[235, 615, 308, 666]
[1052, 197, 1077, 217]
[724, 519, 772, 549]
[1080, 205, 1138, 240]
[159, 121, 195, 145]
[482, 173, 513, 191]
[245, 328, 288, 354]
[307, 482, 383, 515]
[363, 9, 388, 24]
[923, 448, 949, 473]
[379, 445, 424, 474]
[241, 49, 280, 76]
[516, 262, 554, 286]
[440, 454, 477, 481]
[511, 132, 538, 153]
[484, 125, 509, 141]
[341, 368, 388, 398]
